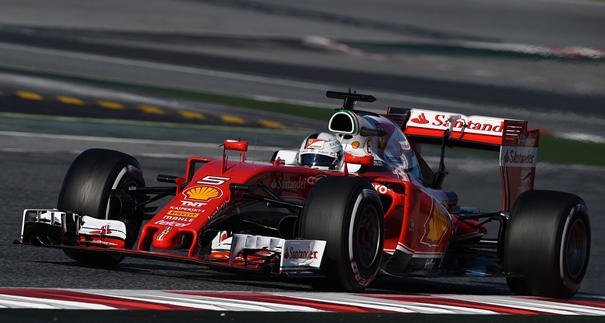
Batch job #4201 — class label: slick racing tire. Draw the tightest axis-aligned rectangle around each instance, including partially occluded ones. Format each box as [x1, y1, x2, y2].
[299, 176, 384, 292]
[504, 190, 590, 298]
[57, 148, 145, 266]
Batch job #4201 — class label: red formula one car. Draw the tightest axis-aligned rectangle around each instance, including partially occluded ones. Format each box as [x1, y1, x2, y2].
[19, 90, 590, 298]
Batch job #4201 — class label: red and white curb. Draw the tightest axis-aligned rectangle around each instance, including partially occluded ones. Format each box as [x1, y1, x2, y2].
[304, 36, 605, 60]
[460, 41, 605, 59]
[0, 289, 604, 314]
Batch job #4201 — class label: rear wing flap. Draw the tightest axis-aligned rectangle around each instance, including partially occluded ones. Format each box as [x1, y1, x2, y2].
[386, 107, 540, 211]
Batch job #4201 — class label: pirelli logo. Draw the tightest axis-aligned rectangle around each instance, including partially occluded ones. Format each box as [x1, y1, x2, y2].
[167, 210, 199, 218]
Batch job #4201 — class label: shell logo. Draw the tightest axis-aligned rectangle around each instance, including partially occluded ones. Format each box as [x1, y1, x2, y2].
[183, 186, 222, 201]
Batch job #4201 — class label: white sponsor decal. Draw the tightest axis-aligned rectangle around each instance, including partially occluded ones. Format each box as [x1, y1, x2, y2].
[154, 219, 190, 228]
[276, 178, 306, 190]
[270, 175, 325, 190]
[280, 240, 326, 271]
[409, 110, 507, 136]
[196, 176, 230, 186]
[372, 183, 389, 194]
[517, 134, 537, 147]
[162, 215, 195, 223]
[500, 147, 538, 167]
[181, 201, 207, 208]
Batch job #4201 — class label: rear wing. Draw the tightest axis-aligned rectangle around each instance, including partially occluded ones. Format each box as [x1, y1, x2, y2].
[386, 107, 540, 211]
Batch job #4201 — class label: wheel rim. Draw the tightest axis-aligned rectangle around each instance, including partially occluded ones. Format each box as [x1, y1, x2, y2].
[106, 166, 140, 220]
[355, 205, 381, 269]
[564, 218, 588, 280]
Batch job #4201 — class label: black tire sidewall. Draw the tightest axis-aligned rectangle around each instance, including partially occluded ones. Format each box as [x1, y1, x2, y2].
[58, 149, 145, 265]
[300, 176, 384, 291]
[58, 149, 144, 220]
[505, 190, 590, 298]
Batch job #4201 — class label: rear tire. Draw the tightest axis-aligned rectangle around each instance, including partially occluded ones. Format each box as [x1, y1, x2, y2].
[504, 190, 590, 298]
[58, 148, 145, 266]
[299, 176, 384, 292]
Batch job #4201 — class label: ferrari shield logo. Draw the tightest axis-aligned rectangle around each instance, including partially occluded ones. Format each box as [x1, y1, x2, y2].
[421, 201, 450, 247]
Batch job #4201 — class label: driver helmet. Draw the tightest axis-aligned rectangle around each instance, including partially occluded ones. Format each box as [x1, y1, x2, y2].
[297, 132, 344, 170]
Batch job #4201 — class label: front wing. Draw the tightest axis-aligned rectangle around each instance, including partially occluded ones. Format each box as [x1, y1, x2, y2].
[19, 209, 327, 277]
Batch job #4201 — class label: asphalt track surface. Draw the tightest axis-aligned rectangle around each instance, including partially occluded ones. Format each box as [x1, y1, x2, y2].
[0, 0, 604, 321]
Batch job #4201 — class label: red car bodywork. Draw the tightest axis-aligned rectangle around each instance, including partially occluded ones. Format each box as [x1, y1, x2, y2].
[22, 90, 586, 299]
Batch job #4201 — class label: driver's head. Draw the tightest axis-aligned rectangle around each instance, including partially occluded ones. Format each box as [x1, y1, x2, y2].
[297, 132, 344, 170]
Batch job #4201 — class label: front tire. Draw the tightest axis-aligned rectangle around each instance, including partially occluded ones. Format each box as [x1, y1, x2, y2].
[504, 190, 590, 298]
[58, 148, 145, 266]
[299, 176, 384, 292]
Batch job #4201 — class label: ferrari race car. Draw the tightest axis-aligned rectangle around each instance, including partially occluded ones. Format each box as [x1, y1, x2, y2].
[19, 90, 590, 298]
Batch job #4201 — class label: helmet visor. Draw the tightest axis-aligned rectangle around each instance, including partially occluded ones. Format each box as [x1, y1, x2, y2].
[300, 153, 336, 168]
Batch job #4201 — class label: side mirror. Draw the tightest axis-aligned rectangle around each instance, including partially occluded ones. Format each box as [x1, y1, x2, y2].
[344, 153, 374, 166]
[343, 154, 373, 176]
